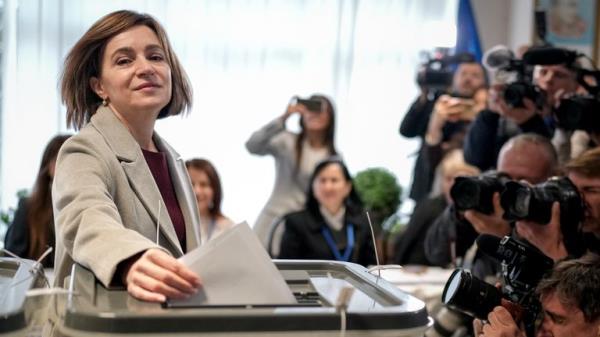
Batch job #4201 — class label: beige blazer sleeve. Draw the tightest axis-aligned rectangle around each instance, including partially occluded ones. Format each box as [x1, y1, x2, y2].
[52, 106, 200, 287]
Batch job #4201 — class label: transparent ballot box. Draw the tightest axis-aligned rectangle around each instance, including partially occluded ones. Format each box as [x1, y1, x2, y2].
[57, 260, 431, 336]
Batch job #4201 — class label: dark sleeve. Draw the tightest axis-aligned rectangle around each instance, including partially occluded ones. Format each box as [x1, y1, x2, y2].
[423, 206, 479, 267]
[278, 214, 304, 260]
[463, 110, 501, 171]
[393, 197, 445, 266]
[399, 97, 435, 138]
[422, 143, 443, 177]
[518, 114, 552, 138]
[4, 198, 30, 258]
[358, 225, 377, 267]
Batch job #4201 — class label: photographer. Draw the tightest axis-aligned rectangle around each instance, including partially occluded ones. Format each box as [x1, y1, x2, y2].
[474, 253, 600, 337]
[425, 133, 558, 271]
[401, 59, 487, 202]
[564, 147, 600, 254]
[464, 54, 578, 172]
[515, 146, 600, 262]
[424, 136, 554, 337]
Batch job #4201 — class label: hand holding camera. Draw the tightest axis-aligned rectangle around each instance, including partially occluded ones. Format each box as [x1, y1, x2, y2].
[436, 94, 477, 121]
[488, 84, 538, 125]
[426, 94, 477, 145]
[474, 306, 526, 337]
[463, 192, 511, 237]
[515, 202, 568, 261]
[283, 97, 324, 121]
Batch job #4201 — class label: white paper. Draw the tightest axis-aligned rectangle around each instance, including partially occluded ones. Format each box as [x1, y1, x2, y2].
[174, 222, 296, 305]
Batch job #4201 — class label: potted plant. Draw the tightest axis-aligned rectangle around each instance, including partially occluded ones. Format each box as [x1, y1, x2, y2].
[353, 168, 402, 263]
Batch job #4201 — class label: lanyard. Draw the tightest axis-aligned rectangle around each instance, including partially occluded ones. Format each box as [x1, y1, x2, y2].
[321, 223, 355, 262]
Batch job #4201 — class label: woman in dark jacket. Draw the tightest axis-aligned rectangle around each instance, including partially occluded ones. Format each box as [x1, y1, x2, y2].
[4, 134, 70, 267]
[278, 157, 376, 267]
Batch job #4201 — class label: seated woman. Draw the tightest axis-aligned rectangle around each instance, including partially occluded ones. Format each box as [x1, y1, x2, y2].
[4, 134, 70, 267]
[185, 158, 234, 242]
[278, 157, 376, 267]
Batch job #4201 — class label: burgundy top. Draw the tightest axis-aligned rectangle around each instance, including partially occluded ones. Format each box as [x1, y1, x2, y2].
[142, 149, 187, 252]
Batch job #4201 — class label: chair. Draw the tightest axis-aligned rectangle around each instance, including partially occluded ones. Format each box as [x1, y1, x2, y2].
[266, 216, 286, 258]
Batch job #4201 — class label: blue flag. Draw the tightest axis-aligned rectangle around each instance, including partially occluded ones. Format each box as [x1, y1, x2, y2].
[456, 0, 482, 62]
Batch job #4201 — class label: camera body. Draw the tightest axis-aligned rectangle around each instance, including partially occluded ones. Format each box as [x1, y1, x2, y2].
[503, 81, 541, 109]
[296, 98, 323, 112]
[555, 95, 600, 133]
[443, 235, 554, 334]
[500, 176, 585, 226]
[554, 69, 600, 133]
[450, 171, 511, 214]
[416, 51, 475, 93]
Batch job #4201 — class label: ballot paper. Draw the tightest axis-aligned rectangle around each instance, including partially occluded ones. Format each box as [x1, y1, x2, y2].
[170, 222, 296, 306]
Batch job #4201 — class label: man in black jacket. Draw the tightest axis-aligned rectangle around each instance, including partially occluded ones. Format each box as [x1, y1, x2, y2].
[464, 64, 579, 171]
[401, 61, 487, 202]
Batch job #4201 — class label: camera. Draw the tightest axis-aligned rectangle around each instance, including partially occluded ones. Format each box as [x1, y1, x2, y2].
[500, 176, 585, 226]
[555, 95, 600, 133]
[442, 235, 554, 335]
[483, 46, 543, 109]
[296, 98, 323, 112]
[554, 69, 600, 133]
[416, 50, 475, 93]
[450, 171, 511, 214]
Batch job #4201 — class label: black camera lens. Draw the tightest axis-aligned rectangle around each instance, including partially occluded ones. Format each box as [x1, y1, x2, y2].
[501, 181, 552, 224]
[442, 269, 502, 319]
[503, 81, 539, 109]
[501, 177, 584, 226]
[450, 177, 481, 210]
[450, 172, 510, 214]
[511, 188, 532, 218]
[555, 96, 600, 133]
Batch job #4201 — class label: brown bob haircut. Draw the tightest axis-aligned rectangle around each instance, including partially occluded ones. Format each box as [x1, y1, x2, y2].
[60, 10, 192, 130]
[185, 158, 224, 218]
[565, 147, 600, 178]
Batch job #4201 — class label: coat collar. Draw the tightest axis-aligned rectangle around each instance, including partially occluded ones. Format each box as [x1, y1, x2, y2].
[306, 206, 365, 232]
[90, 106, 200, 255]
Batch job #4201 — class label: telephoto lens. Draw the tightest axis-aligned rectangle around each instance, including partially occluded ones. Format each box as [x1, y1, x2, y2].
[555, 96, 600, 133]
[442, 269, 502, 319]
[500, 176, 584, 225]
[450, 171, 510, 214]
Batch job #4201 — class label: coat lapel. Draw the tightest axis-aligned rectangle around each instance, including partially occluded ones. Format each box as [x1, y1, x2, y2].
[90, 106, 183, 256]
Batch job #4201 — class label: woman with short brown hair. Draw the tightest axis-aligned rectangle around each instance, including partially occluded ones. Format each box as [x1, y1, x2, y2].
[54, 10, 201, 302]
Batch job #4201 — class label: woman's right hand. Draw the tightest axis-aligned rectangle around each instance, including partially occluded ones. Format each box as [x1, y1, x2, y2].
[282, 97, 307, 121]
[122, 248, 202, 302]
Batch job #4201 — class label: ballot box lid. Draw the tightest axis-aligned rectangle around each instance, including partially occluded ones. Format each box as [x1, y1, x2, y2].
[0, 257, 42, 333]
[62, 260, 430, 335]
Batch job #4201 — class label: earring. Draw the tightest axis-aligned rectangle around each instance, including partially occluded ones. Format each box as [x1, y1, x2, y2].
[102, 97, 108, 106]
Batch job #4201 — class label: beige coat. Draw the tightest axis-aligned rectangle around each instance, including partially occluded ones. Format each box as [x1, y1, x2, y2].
[52, 106, 201, 287]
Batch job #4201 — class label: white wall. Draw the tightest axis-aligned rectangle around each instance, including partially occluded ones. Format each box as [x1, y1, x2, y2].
[471, 0, 534, 55]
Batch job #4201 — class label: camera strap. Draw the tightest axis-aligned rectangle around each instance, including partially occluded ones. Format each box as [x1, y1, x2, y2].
[321, 223, 355, 262]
